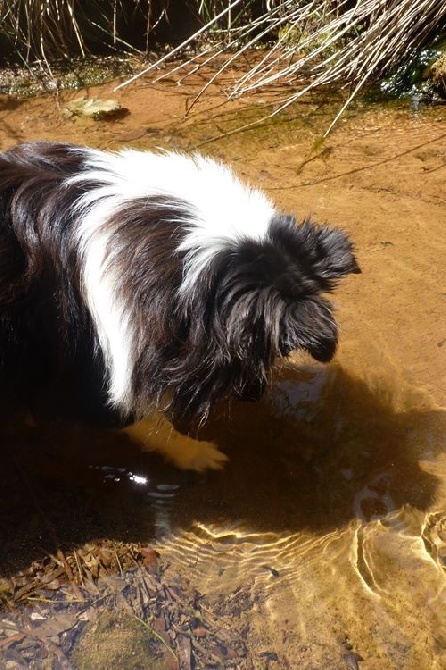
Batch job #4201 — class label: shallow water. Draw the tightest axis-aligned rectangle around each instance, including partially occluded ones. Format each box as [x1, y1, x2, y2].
[0, 73, 445, 668]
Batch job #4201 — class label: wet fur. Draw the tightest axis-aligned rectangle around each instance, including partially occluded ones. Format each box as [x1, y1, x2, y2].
[0, 141, 360, 431]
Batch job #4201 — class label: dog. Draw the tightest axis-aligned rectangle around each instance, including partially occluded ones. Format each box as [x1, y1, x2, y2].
[0, 141, 360, 467]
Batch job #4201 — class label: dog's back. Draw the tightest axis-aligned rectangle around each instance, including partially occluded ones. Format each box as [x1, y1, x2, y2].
[0, 142, 82, 298]
[0, 143, 113, 423]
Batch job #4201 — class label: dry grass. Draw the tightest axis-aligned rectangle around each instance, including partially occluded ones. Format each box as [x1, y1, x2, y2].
[1, 1, 444, 131]
[0, 0, 164, 63]
[118, 0, 445, 133]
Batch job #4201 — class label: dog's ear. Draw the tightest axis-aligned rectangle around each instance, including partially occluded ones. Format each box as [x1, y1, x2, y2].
[269, 216, 360, 292]
[306, 220, 361, 281]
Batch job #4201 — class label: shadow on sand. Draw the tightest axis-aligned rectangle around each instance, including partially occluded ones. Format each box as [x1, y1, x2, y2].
[1, 362, 444, 574]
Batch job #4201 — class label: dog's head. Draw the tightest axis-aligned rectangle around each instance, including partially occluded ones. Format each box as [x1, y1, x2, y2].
[156, 215, 360, 425]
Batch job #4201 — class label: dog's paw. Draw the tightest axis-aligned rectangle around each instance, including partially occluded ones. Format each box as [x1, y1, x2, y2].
[123, 417, 228, 472]
[172, 437, 228, 472]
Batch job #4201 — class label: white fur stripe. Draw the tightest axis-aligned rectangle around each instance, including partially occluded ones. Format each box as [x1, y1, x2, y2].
[74, 195, 136, 411]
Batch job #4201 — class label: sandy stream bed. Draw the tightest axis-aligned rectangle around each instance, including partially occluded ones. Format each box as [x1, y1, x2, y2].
[0, 73, 445, 669]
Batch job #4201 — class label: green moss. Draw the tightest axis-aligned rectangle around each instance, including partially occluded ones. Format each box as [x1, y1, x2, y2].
[0, 56, 139, 98]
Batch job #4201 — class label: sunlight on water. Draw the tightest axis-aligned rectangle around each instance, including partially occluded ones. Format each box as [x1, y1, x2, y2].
[137, 357, 446, 668]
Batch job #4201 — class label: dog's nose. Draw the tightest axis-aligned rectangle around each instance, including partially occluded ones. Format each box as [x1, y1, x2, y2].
[234, 379, 266, 402]
[308, 336, 337, 363]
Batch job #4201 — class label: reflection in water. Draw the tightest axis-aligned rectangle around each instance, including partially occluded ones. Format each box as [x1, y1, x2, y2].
[1, 362, 445, 667]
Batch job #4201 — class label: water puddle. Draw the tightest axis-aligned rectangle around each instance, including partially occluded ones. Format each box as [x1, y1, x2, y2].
[0, 72, 445, 668]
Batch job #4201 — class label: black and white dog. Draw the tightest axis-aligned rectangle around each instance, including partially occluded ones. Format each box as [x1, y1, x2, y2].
[0, 141, 360, 436]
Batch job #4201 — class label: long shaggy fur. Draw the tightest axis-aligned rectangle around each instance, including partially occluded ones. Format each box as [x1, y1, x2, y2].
[0, 141, 360, 428]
